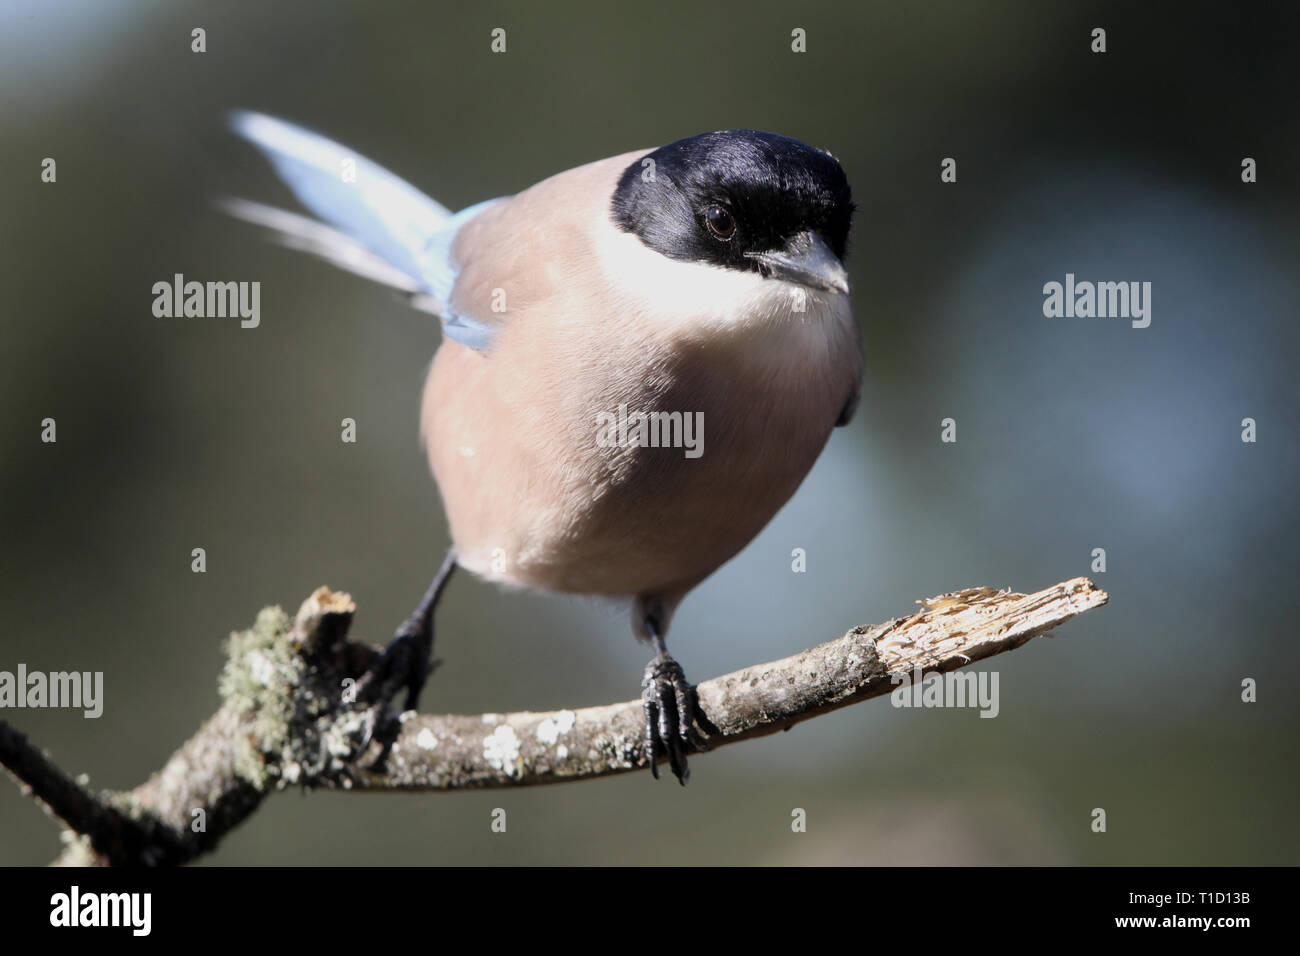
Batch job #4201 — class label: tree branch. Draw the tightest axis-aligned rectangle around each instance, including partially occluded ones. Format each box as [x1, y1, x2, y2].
[1, 577, 1107, 866]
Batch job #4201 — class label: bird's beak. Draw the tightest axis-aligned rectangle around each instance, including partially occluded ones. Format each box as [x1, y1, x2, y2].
[747, 232, 850, 294]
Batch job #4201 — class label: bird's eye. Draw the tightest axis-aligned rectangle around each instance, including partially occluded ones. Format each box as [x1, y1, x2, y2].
[705, 206, 735, 240]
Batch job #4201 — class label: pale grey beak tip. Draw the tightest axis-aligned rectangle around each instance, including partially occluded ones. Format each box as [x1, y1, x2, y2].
[749, 232, 850, 295]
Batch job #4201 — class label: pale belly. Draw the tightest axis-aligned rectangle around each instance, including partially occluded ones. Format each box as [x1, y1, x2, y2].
[422, 311, 858, 600]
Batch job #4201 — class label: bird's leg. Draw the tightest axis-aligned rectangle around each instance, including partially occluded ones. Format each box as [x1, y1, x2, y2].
[640, 614, 710, 785]
[352, 548, 457, 755]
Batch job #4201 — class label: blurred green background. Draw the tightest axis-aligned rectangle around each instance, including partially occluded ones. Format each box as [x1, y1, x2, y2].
[2, 0, 1297, 865]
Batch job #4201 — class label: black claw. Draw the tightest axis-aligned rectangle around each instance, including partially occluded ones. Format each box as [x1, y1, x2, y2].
[641, 654, 708, 785]
[350, 627, 436, 766]
[346, 551, 457, 768]
[642, 693, 660, 780]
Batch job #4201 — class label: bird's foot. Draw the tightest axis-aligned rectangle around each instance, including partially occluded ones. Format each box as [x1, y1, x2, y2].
[641, 654, 710, 785]
[348, 619, 438, 768]
[344, 553, 456, 768]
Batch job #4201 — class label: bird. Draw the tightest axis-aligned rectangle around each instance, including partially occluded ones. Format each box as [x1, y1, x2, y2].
[224, 112, 862, 784]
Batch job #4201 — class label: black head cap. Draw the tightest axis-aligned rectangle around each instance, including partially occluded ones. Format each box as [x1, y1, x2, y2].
[611, 130, 854, 289]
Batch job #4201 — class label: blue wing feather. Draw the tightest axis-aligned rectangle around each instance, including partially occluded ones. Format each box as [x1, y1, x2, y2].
[228, 111, 500, 350]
